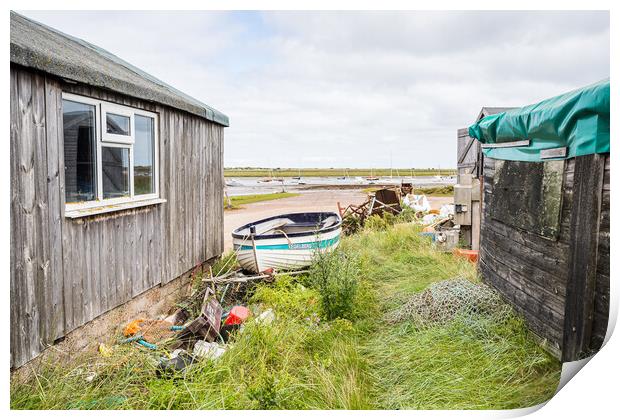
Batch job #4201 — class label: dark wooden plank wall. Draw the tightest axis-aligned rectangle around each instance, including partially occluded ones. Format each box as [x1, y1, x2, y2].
[590, 154, 610, 353]
[480, 154, 610, 359]
[480, 156, 572, 356]
[10, 65, 225, 368]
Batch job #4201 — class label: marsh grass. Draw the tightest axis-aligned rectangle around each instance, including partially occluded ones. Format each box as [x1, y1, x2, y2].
[11, 222, 560, 410]
[224, 192, 299, 210]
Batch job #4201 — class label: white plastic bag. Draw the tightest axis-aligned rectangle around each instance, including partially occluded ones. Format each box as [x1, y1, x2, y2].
[403, 194, 431, 212]
[193, 340, 227, 360]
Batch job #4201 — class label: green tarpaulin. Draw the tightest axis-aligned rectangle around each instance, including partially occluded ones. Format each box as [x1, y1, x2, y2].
[468, 79, 609, 162]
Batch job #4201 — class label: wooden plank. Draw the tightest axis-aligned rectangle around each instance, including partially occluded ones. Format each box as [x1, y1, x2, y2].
[10, 68, 25, 367]
[157, 107, 168, 282]
[168, 111, 178, 282]
[17, 70, 40, 360]
[82, 221, 94, 322]
[480, 247, 566, 315]
[132, 210, 141, 297]
[482, 225, 569, 283]
[31, 73, 54, 352]
[480, 259, 564, 343]
[562, 153, 605, 361]
[44, 76, 66, 339]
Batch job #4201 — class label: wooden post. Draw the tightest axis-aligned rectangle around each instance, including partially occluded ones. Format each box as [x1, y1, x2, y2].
[562, 154, 605, 362]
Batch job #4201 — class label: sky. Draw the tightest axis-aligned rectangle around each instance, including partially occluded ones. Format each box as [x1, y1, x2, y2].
[20, 11, 609, 169]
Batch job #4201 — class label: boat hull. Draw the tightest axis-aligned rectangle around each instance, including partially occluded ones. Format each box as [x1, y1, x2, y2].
[233, 227, 341, 273]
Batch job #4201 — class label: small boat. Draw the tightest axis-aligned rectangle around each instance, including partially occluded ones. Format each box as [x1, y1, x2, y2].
[366, 168, 379, 181]
[225, 179, 242, 187]
[232, 212, 342, 273]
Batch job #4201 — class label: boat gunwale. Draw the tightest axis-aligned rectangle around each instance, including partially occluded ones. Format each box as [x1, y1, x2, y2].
[231, 211, 342, 240]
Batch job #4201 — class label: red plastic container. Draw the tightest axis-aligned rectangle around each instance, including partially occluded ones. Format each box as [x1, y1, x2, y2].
[453, 248, 479, 263]
[224, 306, 251, 326]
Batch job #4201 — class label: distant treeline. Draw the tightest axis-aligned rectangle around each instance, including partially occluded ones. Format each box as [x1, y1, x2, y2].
[224, 168, 457, 177]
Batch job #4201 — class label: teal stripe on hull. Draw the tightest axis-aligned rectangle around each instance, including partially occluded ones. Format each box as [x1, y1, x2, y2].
[235, 235, 340, 251]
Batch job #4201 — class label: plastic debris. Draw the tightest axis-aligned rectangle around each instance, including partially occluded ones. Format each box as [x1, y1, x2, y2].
[422, 213, 439, 225]
[98, 343, 112, 357]
[193, 340, 227, 360]
[224, 306, 251, 326]
[123, 319, 145, 337]
[439, 204, 455, 218]
[403, 194, 431, 212]
[453, 248, 479, 263]
[157, 350, 195, 375]
[256, 308, 276, 325]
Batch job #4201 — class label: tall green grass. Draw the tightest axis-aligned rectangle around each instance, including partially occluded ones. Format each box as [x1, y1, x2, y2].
[11, 222, 560, 410]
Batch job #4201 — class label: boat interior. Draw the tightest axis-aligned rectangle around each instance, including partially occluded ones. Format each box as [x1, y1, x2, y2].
[236, 215, 340, 237]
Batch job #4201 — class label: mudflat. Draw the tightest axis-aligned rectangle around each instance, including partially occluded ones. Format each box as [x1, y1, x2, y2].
[223, 189, 452, 251]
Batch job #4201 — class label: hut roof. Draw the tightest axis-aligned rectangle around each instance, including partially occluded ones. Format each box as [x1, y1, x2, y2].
[10, 11, 229, 127]
[469, 79, 610, 162]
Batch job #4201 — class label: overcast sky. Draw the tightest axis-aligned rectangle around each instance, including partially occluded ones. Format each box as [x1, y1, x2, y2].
[20, 11, 609, 169]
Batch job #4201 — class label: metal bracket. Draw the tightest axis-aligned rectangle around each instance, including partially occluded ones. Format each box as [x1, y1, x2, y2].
[481, 139, 530, 149]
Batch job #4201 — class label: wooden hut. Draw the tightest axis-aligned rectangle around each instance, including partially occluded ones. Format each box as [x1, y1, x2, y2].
[10, 12, 229, 368]
[461, 80, 610, 361]
[456, 107, 514, 250]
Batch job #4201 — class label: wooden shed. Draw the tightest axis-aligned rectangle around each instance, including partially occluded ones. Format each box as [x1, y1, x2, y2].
[460, 80, 610, 361]
[10, 12, 229, 368]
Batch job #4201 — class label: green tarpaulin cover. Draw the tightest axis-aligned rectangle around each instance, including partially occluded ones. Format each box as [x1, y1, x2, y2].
[468, 79, 609, 162]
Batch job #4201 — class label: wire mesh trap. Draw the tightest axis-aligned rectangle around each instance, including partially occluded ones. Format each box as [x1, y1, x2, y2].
[385, 277, 511, 327]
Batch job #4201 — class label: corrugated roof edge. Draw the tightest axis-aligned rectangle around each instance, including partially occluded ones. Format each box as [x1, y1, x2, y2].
[10, 11, 229, 127]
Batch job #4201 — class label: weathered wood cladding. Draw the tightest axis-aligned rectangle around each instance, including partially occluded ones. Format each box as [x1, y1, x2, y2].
[479, 154, 610, 360]
[10, 65, 225, 368]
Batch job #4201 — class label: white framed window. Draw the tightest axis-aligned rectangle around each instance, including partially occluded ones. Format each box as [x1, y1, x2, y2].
[62, 92, 160, 215]
[101, 102, 134, 144]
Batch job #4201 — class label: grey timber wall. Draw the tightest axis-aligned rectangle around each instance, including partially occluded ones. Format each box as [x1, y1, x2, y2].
[10, 65, 225, 368]
[479, 153, 610, 361]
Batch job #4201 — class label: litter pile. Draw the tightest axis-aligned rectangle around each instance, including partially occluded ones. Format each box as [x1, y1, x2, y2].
[120, 265, 281, 375]
[385, 278, 511, 327]
[338, 188, 402, 234]
[338, 183, 460, 239]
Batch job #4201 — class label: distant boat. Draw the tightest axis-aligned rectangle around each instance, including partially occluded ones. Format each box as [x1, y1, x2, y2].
[292, 169, 302, 180]
[337, 169, 349, 180]
[261, 168, 277, 182]
[226, 179, 242, 187]
[366, 168, 379, 181]
[232, 212, 342, 273]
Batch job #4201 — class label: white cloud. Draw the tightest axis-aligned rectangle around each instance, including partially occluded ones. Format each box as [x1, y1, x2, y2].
[19, 10, 609, 168]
